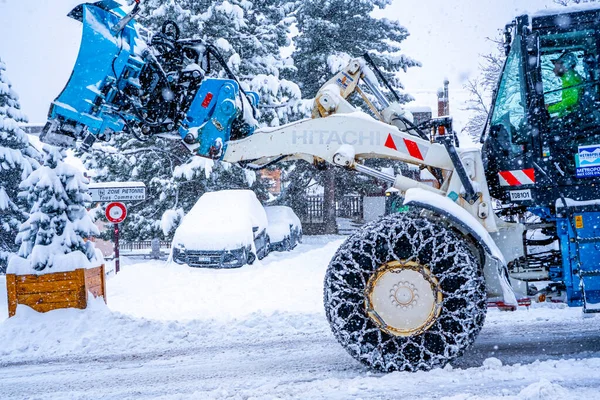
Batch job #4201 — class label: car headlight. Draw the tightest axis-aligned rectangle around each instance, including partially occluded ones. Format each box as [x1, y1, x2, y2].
[223, 251, 237, 262]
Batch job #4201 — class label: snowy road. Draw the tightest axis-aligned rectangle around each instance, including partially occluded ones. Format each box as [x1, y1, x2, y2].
[2, 236, 600, 399]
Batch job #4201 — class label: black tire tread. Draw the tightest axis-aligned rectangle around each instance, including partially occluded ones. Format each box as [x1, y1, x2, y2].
[323, 211, 486, 372]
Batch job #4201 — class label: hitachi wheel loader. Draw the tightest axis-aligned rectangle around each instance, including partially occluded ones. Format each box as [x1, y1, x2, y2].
[40, 1, 600, 372]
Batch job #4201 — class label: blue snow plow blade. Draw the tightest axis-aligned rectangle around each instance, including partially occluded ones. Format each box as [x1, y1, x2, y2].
[41, 1, 259, 159]
[44, 3, 139, 144]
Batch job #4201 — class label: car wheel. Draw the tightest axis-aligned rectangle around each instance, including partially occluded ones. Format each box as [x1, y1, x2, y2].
[246, 250, 256, 265]
[282, 237, 292, 251]
[258, 239, 270, 260]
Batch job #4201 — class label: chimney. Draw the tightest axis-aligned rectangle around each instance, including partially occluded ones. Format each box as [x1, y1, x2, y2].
[437, 79, 450, 116]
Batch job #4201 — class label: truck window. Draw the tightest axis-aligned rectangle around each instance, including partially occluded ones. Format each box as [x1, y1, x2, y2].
[539, 29, 600, 128]
[489, 42, 528, 158]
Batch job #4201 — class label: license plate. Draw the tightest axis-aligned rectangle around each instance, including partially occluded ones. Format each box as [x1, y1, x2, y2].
[509, 189, 532, 201]
[190, 256, 211, 263]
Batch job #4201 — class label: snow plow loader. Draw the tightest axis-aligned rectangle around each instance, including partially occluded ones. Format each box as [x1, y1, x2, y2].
[40, 1, 600, 372]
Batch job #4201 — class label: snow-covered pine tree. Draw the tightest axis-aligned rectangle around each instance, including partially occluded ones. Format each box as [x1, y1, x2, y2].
[8, 145, 100, 274]
[0, 57, 40, 273]
[291, 0, 419, 99]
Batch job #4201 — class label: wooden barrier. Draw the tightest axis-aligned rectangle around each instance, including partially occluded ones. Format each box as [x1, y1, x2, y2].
[6, 264, 106, 318]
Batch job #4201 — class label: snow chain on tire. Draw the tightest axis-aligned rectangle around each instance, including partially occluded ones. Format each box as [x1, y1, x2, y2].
[324, 210, 487, 372]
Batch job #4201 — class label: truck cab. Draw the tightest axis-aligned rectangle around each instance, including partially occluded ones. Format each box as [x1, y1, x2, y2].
[483, 7, 600, 206]
[483, 6, 600, 310]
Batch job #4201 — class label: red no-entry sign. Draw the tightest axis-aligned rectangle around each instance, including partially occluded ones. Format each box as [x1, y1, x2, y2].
[105, 202, 127, 223]
[105, 202, 127, 274]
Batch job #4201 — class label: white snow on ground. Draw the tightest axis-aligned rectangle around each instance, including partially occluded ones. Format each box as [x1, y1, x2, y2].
[2, 235, 600, 399]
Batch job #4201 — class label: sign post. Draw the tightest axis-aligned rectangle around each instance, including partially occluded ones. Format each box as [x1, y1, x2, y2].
[114, 224, 120, 274]
[105, 202, 127, 274]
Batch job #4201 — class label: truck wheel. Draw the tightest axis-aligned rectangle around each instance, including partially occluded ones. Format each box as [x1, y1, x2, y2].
[324, 211, 486, 372]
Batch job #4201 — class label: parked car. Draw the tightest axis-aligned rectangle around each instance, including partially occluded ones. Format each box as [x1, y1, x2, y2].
[171, 190, 269, 268]
[265, 206, 302, 252]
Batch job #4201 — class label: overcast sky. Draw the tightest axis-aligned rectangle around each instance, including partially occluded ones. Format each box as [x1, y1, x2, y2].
[0, 0, 563, 131]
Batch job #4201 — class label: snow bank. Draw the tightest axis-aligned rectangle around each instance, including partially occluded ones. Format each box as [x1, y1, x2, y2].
[8, 250, 102, 275]
[0, 237, 345, 363]
[3, 237, 600, 398]
[0, 297, 329, 365]
[111, 236, 344, 321]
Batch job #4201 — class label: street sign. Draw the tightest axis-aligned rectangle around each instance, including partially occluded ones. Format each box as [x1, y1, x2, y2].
[105, 202, 127, 223]
[88, 182, 146, 202]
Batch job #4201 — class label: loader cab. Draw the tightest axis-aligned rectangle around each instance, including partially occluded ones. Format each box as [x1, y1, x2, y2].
[483, 8, 600, 206]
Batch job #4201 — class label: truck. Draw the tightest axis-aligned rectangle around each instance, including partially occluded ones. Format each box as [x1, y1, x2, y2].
[40, 0, 600, 372]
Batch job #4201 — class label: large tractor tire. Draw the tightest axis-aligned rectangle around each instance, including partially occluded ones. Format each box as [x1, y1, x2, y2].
[324, 211, 486, 372]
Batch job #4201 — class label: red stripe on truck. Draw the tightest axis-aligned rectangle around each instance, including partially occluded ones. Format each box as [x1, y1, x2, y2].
[403, 138, 424, 160]
[499, 171, 521, 186]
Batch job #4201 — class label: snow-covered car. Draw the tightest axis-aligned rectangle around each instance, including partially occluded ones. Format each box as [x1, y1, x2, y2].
[171, 190, 269, 268]
[264, 206, 302, 252]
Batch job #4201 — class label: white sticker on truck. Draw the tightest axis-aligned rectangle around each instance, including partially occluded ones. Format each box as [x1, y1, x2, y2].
[509, 189, 532, 201]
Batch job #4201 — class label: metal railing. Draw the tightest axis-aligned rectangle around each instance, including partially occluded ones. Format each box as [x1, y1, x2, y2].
[120, 240, 172, 251]
[297, 195, 364, 223]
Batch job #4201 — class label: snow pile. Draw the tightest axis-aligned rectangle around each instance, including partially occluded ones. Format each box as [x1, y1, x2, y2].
[173, 156, 214, 180]
[518, 378, 571, 400]
[0, 296, 328, 365]
[265, 205, 301, 242]
[161, 208, 184, 236]
[327, 52, 352, 74]
[172, 189, 267, 251]
[0, 237, 344, 363]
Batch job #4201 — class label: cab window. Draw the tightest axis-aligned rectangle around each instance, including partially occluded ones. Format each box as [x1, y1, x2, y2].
[489, 41, 528, 158]
[539, 29, 600, 127]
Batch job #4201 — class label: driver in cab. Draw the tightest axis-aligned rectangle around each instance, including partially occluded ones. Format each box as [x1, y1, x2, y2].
[546, 52, 584, 118]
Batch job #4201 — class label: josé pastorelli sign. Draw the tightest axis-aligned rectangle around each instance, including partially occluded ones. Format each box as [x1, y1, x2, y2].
[88, 182, 146, 202]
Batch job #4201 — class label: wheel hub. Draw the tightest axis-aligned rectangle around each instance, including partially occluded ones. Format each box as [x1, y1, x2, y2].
[365, 261, 443, 337]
